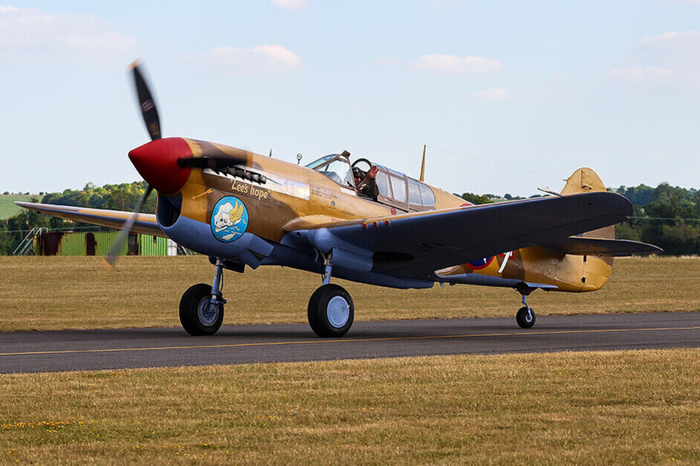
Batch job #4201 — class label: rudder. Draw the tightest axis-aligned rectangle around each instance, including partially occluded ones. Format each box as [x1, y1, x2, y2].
[561, 167, 614, 240]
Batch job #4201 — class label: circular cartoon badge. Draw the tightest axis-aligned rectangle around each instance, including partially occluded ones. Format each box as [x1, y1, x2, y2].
[211, 196, 249, 243]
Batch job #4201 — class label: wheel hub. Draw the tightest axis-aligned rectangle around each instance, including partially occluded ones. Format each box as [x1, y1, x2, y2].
[198, 297, 220, 327]
[326, 296, 350, 328]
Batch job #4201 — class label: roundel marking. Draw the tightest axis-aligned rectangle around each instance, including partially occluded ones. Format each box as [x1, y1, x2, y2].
[211, 196, 249, 243]
[465, 256, 495, 270]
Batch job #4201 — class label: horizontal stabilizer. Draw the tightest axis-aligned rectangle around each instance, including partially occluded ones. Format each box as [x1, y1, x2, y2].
[545, 237, 663, 256]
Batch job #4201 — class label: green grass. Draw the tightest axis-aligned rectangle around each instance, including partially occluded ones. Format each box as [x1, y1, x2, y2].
[1, 349, 699, 464]
[1, 256, 698, 464]
[0, 194, 35, 220]
[0, 255, 698, 332]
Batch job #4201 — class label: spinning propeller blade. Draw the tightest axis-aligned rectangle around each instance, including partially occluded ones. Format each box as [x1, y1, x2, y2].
[130, 60, 161, 141]
[104, 185, 154, 268]
[106, 61, 162, 268]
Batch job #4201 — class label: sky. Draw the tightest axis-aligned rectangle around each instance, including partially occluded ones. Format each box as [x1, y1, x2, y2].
[1, 0, 700, 198]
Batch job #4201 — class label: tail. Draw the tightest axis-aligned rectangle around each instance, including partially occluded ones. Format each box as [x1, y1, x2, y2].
[554, 167, 659, 291]
[561, 167, 614, 240]
[559, 167, 615, 291]
[547, 167, 660, 260]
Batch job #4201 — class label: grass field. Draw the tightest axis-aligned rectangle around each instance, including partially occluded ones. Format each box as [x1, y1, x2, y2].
[0, 255, 698, 332]
[1, 256, 699, 463]
[0, 194, 35, 220]
[1, 349, 699, 464]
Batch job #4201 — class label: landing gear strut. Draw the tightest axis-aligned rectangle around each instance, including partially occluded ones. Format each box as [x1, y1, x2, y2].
[179, 258, 226, 335]
[516, 293, 536, 329]
[308, 251, 354, 338]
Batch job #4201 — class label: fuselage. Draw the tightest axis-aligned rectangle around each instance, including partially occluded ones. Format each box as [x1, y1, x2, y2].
[130, 137, 612, 293]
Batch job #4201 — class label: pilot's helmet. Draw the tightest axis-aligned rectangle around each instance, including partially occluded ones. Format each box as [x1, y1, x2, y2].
[353, 167, 365, 180]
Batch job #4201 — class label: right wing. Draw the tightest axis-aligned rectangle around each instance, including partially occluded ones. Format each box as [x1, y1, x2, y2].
[15, 202, 164, 237]
[290, 192, 636, 279]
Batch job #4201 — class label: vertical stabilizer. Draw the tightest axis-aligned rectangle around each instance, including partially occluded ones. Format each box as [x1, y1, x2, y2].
[558, 167, 615, 289]
[562, 167, 615, 240]
[561, 167, 606, 195]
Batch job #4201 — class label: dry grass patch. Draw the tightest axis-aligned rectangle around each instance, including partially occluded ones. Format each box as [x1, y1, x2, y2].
[0, 255, 698, 331]
[1, 349, 699, 464]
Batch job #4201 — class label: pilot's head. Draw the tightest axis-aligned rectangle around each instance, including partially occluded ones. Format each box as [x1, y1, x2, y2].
[353, 167, 364, 185]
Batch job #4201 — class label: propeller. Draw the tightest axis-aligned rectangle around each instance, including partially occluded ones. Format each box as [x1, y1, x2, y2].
[131, 60, 161, 141]
[104, 61, 161, 268]
[104, 184, 154, 267]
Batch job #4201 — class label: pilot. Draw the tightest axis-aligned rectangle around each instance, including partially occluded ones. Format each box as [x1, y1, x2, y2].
[353, 165, 379, 200]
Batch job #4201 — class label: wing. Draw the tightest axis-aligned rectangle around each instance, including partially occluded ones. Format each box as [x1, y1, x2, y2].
[15, 202, 164, 237]
[292, 192, 634, 279]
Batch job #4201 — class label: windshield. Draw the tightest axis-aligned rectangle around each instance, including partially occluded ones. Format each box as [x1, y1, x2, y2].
[305, 154, 353, 186]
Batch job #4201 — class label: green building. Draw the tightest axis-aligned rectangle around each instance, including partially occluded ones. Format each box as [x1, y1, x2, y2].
[33, 231, 177, 256]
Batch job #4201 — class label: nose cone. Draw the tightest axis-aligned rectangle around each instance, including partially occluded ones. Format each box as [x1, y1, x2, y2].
[128, 137, 192, 195]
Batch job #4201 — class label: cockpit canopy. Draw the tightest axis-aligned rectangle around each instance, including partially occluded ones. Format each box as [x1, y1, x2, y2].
[305, 154, 354, 187]
[306, 153, 436, 212]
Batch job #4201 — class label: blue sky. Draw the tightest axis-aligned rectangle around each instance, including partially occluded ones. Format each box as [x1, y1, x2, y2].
[1, 0, 699, 197]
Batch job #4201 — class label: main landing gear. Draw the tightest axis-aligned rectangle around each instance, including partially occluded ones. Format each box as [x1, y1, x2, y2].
[177, 254, 354, 338]
[179, 258, 226, 335]
[307, 252, 355, 338]
[515, 293, 536, 329]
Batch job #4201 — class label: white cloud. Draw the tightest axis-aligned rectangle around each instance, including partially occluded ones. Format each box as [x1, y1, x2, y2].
[411, 54, 502, 74]
[182, 45, 302, 75]
[612, 31, 700, 90]
[611, 66, 673, 84]
[270, 0, 310, 11]
[0, 6, 137, 65]
[638, 31, 700, 57]
[470, 88, 510, 102]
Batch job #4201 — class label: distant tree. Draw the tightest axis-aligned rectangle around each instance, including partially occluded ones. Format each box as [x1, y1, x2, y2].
[615, 222, 641, 242]
[0, 228, 13, 254]
[658, 222, 700, 256]
[460, 192, 494, 205]
[41, 181, 156, 214]
[615, 184, 655, 206]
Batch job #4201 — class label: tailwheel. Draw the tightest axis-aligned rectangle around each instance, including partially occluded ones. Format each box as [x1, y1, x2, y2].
[516, 306, 536, 329]
[179, 283, 225, 335]
[308, 284, 354, 338]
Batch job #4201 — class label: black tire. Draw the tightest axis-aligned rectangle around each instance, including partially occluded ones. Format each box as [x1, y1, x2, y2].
[179, 283, 224, 336]
[307, 284, 354, 338]
[516, 306, 536, 329]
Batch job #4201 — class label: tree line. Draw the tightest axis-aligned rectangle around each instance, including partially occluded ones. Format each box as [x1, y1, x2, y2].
[1, 180, 698, 256]
[613, 183, 700, 256]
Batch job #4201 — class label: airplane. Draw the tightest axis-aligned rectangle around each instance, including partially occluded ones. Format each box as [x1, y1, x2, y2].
[17, 61, 662, 338]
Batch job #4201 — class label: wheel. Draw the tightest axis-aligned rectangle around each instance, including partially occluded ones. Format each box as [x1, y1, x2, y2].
[307, 284, 354, 338]
[516, 306, 536, 329]
[179, 283, 224, 336]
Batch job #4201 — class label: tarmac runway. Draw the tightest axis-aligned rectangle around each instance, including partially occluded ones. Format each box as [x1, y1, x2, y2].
[1, 312, 699, 373]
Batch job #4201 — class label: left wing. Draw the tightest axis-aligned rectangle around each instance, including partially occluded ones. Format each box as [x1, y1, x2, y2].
[15, 202, 164, 237]
[292, 192, 635, 279]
